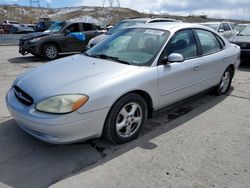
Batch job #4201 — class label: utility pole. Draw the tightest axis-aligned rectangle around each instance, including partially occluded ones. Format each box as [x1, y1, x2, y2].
[102, 0, 120, 8]
[29, 0, 40, 7]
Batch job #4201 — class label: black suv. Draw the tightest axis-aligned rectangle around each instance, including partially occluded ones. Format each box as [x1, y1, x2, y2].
[19, 21, 104, 60]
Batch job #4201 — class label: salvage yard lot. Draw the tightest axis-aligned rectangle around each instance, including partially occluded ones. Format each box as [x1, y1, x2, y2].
[0, 46, 250, 188]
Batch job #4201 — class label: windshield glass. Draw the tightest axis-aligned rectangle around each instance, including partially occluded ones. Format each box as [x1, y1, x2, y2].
[238, 25, 250, 36]
[44, 21, 66, 33]
[202, 24, 218, 31]
[86, 28, 170, 66]
[107, 20, 146, 35]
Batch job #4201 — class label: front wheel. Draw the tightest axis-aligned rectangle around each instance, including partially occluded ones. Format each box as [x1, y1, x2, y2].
[103, 93, 148, 144]
[42, 44, 59, 60]
[215, 67, 233, 95]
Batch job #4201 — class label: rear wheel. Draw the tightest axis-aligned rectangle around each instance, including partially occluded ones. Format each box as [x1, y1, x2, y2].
[215, 67, 233, 95]
[103, 93, 148, 144]
[42, 44, 59, 60]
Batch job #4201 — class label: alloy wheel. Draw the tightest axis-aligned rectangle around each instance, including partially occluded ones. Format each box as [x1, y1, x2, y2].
[220, 70, 231, 93]
[116, 102, 142, 138]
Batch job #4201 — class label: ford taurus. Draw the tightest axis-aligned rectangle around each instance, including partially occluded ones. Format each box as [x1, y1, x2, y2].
[6, 23, 240, 144]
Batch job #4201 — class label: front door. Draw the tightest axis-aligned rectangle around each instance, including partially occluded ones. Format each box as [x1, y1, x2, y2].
[61, 23, 85, 52]
[157, 29, 205, 108]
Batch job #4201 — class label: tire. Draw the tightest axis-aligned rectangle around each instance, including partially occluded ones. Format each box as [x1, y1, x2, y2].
[103, 93, 148, 144]
[42, 43, 59, 60]
[215, 66, 233, 95]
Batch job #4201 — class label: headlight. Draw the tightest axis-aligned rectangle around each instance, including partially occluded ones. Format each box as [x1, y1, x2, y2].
[29, 37, 42, 43]
[36, 94, 88, 114]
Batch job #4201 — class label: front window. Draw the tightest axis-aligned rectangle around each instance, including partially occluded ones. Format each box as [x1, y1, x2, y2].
[86, 28, 170, 66]
[238, 26, 250, 36]
[223, 23, 231, 31]
[107, 20, 146, 35]
[44, 21, 66, 33]
[165, 29, 198, 59]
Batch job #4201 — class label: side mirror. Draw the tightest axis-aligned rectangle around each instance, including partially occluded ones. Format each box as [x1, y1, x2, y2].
[161, 53, 184, 64]
[167, 53, 184, 64]
[64, 29, 70, 35]
[218, 29, 225, 33]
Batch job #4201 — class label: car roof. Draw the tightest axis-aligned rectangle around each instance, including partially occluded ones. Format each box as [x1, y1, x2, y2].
[130, 22, 215, 33]
[123, 17, 181, 23]
[65, 21, 95, 25]
[201, 22, 232, 24]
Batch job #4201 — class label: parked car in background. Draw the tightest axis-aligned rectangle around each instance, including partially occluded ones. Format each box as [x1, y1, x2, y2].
[200, 22, 236, 39]
[235, 24, 249, 34]
[10, 24, 36, 34]
[19, 21, 105, 60]
[34, 18, 53, 32]
[0, 25, 4, 34]
[87, 17, 182, 48]
[7, 23, 240, 144]
[1, 20, 20, 34]
[229, 25, 250, 60]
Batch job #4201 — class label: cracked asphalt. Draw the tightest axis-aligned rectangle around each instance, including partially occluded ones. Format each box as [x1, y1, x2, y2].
[0, 46, 249, 188]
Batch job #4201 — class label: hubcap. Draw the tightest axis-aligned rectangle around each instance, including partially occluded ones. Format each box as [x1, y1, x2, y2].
[220, 71, 230, 93]
[116, 102, 142, 138]
[46, 46, 57, 59]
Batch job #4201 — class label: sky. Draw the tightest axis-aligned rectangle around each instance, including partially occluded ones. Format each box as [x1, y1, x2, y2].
[1, 0, 250, 20]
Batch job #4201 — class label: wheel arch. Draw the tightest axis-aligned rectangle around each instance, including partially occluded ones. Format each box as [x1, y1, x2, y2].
[105, 90, 154, 122]
[228, 64, 235, 77]
[102, 90, 154, 142]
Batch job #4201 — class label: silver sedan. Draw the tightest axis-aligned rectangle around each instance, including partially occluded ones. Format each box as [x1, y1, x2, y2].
[6, 23, 241, 144]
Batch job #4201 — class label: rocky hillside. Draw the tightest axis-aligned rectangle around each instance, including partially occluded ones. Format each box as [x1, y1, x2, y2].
[0, 5, 248, 26]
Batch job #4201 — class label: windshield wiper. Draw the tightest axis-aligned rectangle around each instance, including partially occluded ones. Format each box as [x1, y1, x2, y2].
[87, 53, 130, 65]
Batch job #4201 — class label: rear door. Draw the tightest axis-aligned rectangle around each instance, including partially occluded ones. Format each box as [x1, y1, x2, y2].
[81, 23, 99, 51]
[194, 29, 227, 86]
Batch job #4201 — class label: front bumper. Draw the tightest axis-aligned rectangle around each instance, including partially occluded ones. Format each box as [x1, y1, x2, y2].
[19, 40, 41, 56]
[6, 88, 110, 144]
[241, 49, 250, 60]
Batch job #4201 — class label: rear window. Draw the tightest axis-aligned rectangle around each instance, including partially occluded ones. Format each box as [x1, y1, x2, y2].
[83, 23, 94, 31]
[196, 29, 222, 55]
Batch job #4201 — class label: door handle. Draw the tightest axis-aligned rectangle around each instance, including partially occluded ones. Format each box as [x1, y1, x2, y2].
[193, 64, 200, 71]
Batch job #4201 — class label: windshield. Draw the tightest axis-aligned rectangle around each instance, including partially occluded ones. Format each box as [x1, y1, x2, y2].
[202, 24, 219, 31]
[238, 25, 250, 36]
[107, 20, 146, 35]
[86, 28, 170, 66]
[236, 25, 248, 33]
[44, 21, 66, 33]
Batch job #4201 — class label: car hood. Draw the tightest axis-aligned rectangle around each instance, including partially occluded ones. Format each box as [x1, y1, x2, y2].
[89, 33, 108, 45]
[14, 54, 140, 102]
[229, 35, 250, 43]
[20, 32, 50, 40]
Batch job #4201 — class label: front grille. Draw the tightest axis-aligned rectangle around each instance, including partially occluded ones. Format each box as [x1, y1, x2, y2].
[237, 43, 250, 49]
[14, 85, 34, 106]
